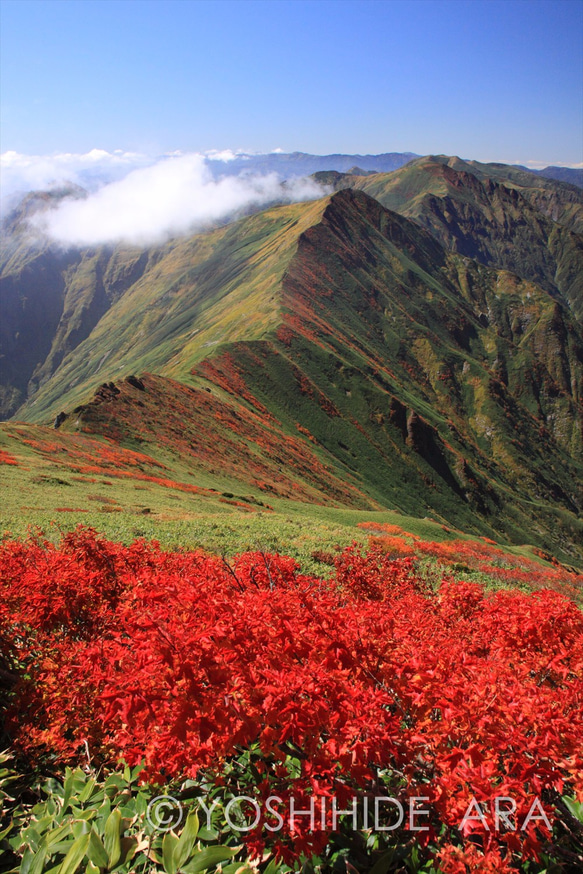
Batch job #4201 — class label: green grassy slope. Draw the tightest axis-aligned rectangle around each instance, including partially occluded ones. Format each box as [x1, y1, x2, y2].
[11, 200, 326, 422]
[183, 190, 583, 561]
[16, 188, 578, 563]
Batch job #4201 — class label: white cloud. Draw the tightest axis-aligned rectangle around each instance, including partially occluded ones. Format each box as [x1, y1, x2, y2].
[24, 152, 326, 247]
[517, 159, 583, 170]
[205, 149, 244, 162]
[0, 148, 151, 198]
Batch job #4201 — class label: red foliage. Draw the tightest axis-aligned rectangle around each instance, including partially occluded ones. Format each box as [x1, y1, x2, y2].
[414, 537, 583, 600]
[53, 373, 373, 507]
[355, 524, 583, 601]
[357, 521, 413, 537]
[367, 535, 417, 558]
[13, 428, 223, 498]
[2, 530, 582, 867]
[0, 449, 19, 466]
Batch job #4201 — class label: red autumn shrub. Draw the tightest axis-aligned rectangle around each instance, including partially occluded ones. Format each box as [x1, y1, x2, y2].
[1, 528, 582, 868]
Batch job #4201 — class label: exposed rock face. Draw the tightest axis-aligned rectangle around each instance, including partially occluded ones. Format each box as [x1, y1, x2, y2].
[351, 156, 583, 316]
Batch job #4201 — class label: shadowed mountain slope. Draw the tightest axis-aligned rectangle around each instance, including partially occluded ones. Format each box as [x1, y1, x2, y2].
[0, 187, 157, 419]
[0, 194, 333, 420]
[342, 157, 583, 318]
[2, 199, 327, 420]
[4, 156, 581, 420]
[16, 188, 580, 562]
[528, 166, 583, 189]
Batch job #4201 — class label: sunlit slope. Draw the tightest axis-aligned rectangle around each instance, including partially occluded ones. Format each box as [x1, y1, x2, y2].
[16, 199, 326, 421]
[346, 156, 583, 318]
[57, 189, 583, 561]
[351, 155, 583, 232]
[1, 374, 375, 512]
[4, 157, 580, 421]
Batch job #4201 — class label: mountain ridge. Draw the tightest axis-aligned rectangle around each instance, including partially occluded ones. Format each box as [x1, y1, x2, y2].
[2, 161, 582, 562]
[336, 157, 583, 318]
[31, 187, 581, 561]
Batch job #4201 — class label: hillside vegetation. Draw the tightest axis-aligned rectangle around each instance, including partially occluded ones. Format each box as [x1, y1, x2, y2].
[1, 159, 582, 563]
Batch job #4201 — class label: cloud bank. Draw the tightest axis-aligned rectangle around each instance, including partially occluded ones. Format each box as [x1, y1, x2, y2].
[1, 150, 326, 247]
[1, 149, 153, 201]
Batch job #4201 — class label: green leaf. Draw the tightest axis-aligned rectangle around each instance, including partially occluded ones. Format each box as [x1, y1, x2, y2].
[563, 795, 583, 824]
[62, 768, 75, 812]
[261, 861, 284, 874]
[103, 809, 122, 868]
[196, 826, 218, 842]
[162, 831, 178, 874]
[86, 829, 109, 869]
[118, 835, 140, 868]
[49, 840, 79, 855]
[46, 824, 73, 848]
[23, 825, 42, 851]
[19, 847, 35, 874]
[47, 777, 66, 797]
[71, 819, 92, 839]
[96, 797, 112, 832]
[31, 815, 54, 837]
[28, 846, 48, 874]
[407, 844, 420, 872]
[57, 833, 90, 874]
[181, 845, 237, 873]
[71, 809, 97, 825]
[46, 798, 59, 819]
[368, 850, 398, 874]
[78, 779, 97, 805]
[174, 811, 200, 869]
[220, 865, 254, 874]
[71, 770, 88, 794]
[0, 821, 13, 841]
[104, 775, 126, 796]
[85, 863, 100, 874]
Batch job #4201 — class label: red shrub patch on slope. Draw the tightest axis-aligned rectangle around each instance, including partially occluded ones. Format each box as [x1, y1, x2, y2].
[14, 427, 217, 496]
[0, 449, 19, 466]
[357, 523, 583, 601]
[71, 373, 376, 506]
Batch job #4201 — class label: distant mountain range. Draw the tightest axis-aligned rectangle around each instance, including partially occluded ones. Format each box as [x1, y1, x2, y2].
[518, 165, 583, 188]
[1, 154, 582, 562]
[206, 151, 421, 178]
[206, 152, 583, 189]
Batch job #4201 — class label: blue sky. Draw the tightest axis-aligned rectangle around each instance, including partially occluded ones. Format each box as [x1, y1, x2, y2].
[1, 0, 582, 166]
